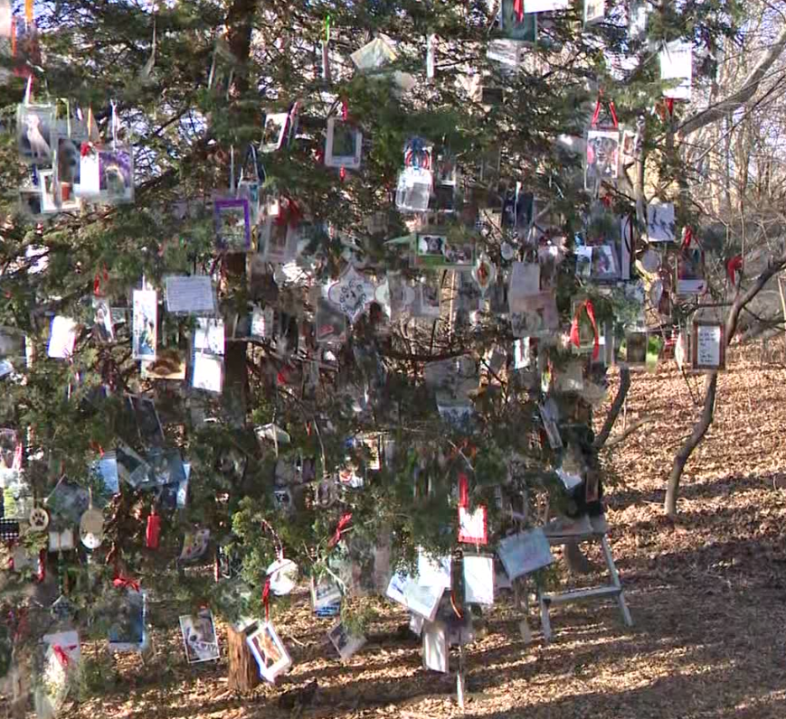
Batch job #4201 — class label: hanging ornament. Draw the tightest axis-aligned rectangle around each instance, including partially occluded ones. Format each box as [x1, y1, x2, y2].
[500, 242, 516, 262]
[28, 506, 50, 532]
[471, 253, 496, 296]
[266, 557, 299, 596]
[79, 504, 104, 550]
[326, 265, 377, 323]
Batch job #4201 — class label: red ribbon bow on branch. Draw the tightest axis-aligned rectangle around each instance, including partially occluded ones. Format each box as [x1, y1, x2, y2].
[513, 0, 524, 21]
[113, 574, 141, 593]
[262, 577, 271, 622]
[569, 299, 599, 361]
[328, 512, 353, 548]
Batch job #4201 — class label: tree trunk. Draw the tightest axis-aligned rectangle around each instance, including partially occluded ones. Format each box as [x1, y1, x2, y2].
[227, 626, 259, 694]
[665, 372, 718, 517]
[594, 367, 631, 450]
[665, 251, 786, 517]
[224, 0, 259, 693]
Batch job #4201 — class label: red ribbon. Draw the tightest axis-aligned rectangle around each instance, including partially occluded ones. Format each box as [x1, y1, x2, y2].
[93, 266, 109, 296]
[52, 645, 74, 668]
[146, 511, 160, 550]
[591, 94, 618, 129]
[80, 142, 95, 157]
[274, 196, 302, 229]
[726, 255, 743, 286]
[113, 574, 141, 592]
[458, 474, 469, 509]
[666, 98, 675, 116]
[340, 166, 346, 182]
[569, 299, 599, 360]
[681, 226, 694, 252]
[328, 512, 353, 548]
[341, 99, 348, 122]
[513, 0, 524, 21]
[262, 577, 271, 622]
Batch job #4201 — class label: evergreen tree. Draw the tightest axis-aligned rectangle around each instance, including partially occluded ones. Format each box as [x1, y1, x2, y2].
[0, 0, 739, 709]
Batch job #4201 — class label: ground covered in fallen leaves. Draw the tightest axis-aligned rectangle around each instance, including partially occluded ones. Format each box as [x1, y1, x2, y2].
[72, 346, 786, 719]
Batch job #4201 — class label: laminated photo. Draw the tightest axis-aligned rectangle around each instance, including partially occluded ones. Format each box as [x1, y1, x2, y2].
[692, 321, 725, 371]
[99, 147, 134, 204]
[395, 167, 433, 212]
[498, 0, 537, 42]
[39, 170, 59, 214]
[585, 130, 620, 190]
[316, 298, 348, 344]
[108, 590, 148, 652]
[463, 554, 495, 605]
[93, 297, 115, 342]
[194, 317, 225, 356]
[179, 610, 220, 664]
[327, 621, 366, 662]
[261, 112, 289, 153]
[403, 580, 443, 621]
[165, 276, 216, 315]
[214, 197, 251, 252]
[458, 505, 488, 545]
[524, 0, 569, 12]
[646, 201, 675, 242]
[116, 442, 153, 488]
[141, 348, 187, 380]
[17, 104, 53, 165]
[325, 118, 363, 170]
[260, 216, 298, 264]
[417, 281, 441, 318]
[676, 246, 706, 295]
[311, 575, 343, 612]
[660, 40, 693, 101]
[246, 621, 291, 682]
[422, 620, 448, 673]
[192, 353, 223, 393]
[497, 528, 555, 580]
[47, 316, 78, 359]
[584, 0, 604, 24]
[19, 186, 43, 219]
[132, 289, 157, 361]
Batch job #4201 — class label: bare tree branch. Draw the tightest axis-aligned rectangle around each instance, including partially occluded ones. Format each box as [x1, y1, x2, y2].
[677, 25, 786, 138]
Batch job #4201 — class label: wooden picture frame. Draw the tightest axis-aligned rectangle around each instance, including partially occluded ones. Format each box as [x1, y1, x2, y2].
[691, 321, 725, 371]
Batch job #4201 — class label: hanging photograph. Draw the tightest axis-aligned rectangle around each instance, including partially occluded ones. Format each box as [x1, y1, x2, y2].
[316, 297, 348, 344]
[246, 621, 292, 682]
[214, 197, 251, 252]
[524, 0, 569, 13]
[179, 610, 220, 664]
[261, 112, 290, 153]
[327, 621, 366, 662]
[108, 590, 148, 652]
[584, 0, 605, 24]
[691, 321, 725, 371]
[621, 330, 648, 366]
[499, 0, 537, 42]
[660, 40, 693, 102]
[17, 104, 54, 165]
[676, 246, 706, 295]
[98, 147, 134, 203]
[463, 555, 495, 606]
[497, 528, 554, 580]
[458, 505, 488, 545]
[19, 185, 43, 218]
[260, 216, 297, 264]
[646, 201, 675, 242]
[39, 170, 59, 214]
[585, 130, 620, 190]
[325, 118, 363, 170]
[132, 289, 157, 361]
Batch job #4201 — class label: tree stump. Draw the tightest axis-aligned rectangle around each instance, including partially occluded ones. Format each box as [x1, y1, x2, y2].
[226, 626, 259, 694]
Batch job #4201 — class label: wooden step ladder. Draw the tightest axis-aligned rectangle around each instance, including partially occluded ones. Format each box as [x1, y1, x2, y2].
[538, 530, 632, 643]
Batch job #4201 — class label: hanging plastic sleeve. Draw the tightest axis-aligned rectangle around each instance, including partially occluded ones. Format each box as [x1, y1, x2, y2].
[591, 93, 618, 129]
[569, 299, 599, 360]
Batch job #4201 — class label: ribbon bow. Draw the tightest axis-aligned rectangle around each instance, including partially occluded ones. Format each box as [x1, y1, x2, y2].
[726, 255, 743, 286]
[569, 299, 600, 360]
[113, 574, 141, 592]
[681, 226, 694, 252]
[513, 0, 524, 21]
[328, 512, 353, 548]
[591, 93, 618, 129]
[52, 645, 75, 669]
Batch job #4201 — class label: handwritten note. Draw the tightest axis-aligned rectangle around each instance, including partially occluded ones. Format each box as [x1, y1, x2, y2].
[165, 276, 215, 315]
[695, 323, 722, 368]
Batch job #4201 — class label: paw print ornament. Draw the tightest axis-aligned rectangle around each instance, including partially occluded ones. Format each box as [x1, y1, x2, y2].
[327, 266, 377, 324]
[28, 507, 50, 532]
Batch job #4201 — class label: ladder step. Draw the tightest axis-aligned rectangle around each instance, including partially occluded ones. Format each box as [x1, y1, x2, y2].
[542, 585, 622, 605]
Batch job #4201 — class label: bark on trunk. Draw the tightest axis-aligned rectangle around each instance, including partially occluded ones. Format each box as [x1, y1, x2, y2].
[227, 625, 259, 694]
[594, 367, 631, 450]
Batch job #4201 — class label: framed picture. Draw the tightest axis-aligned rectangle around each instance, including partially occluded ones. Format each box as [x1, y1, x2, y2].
[214, 197, 251, 252]
[622, 331, 648, 366]
[246, 621, 292, 682]
[17, 104, 54, 165]
[179, 610, 220, 664]
[676, 247, 706, 295]
[585, 129, 620, 190]
[325, 118, 362, 170]
[108, 590, 148, 652]
[463, 555, 495, 606]
[691, 321, 725, 371]
[259, 216, 297, 264]
[132, 289, 157, 361]
[39, 170, 59, 214]
[647, 201, 675, 243]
